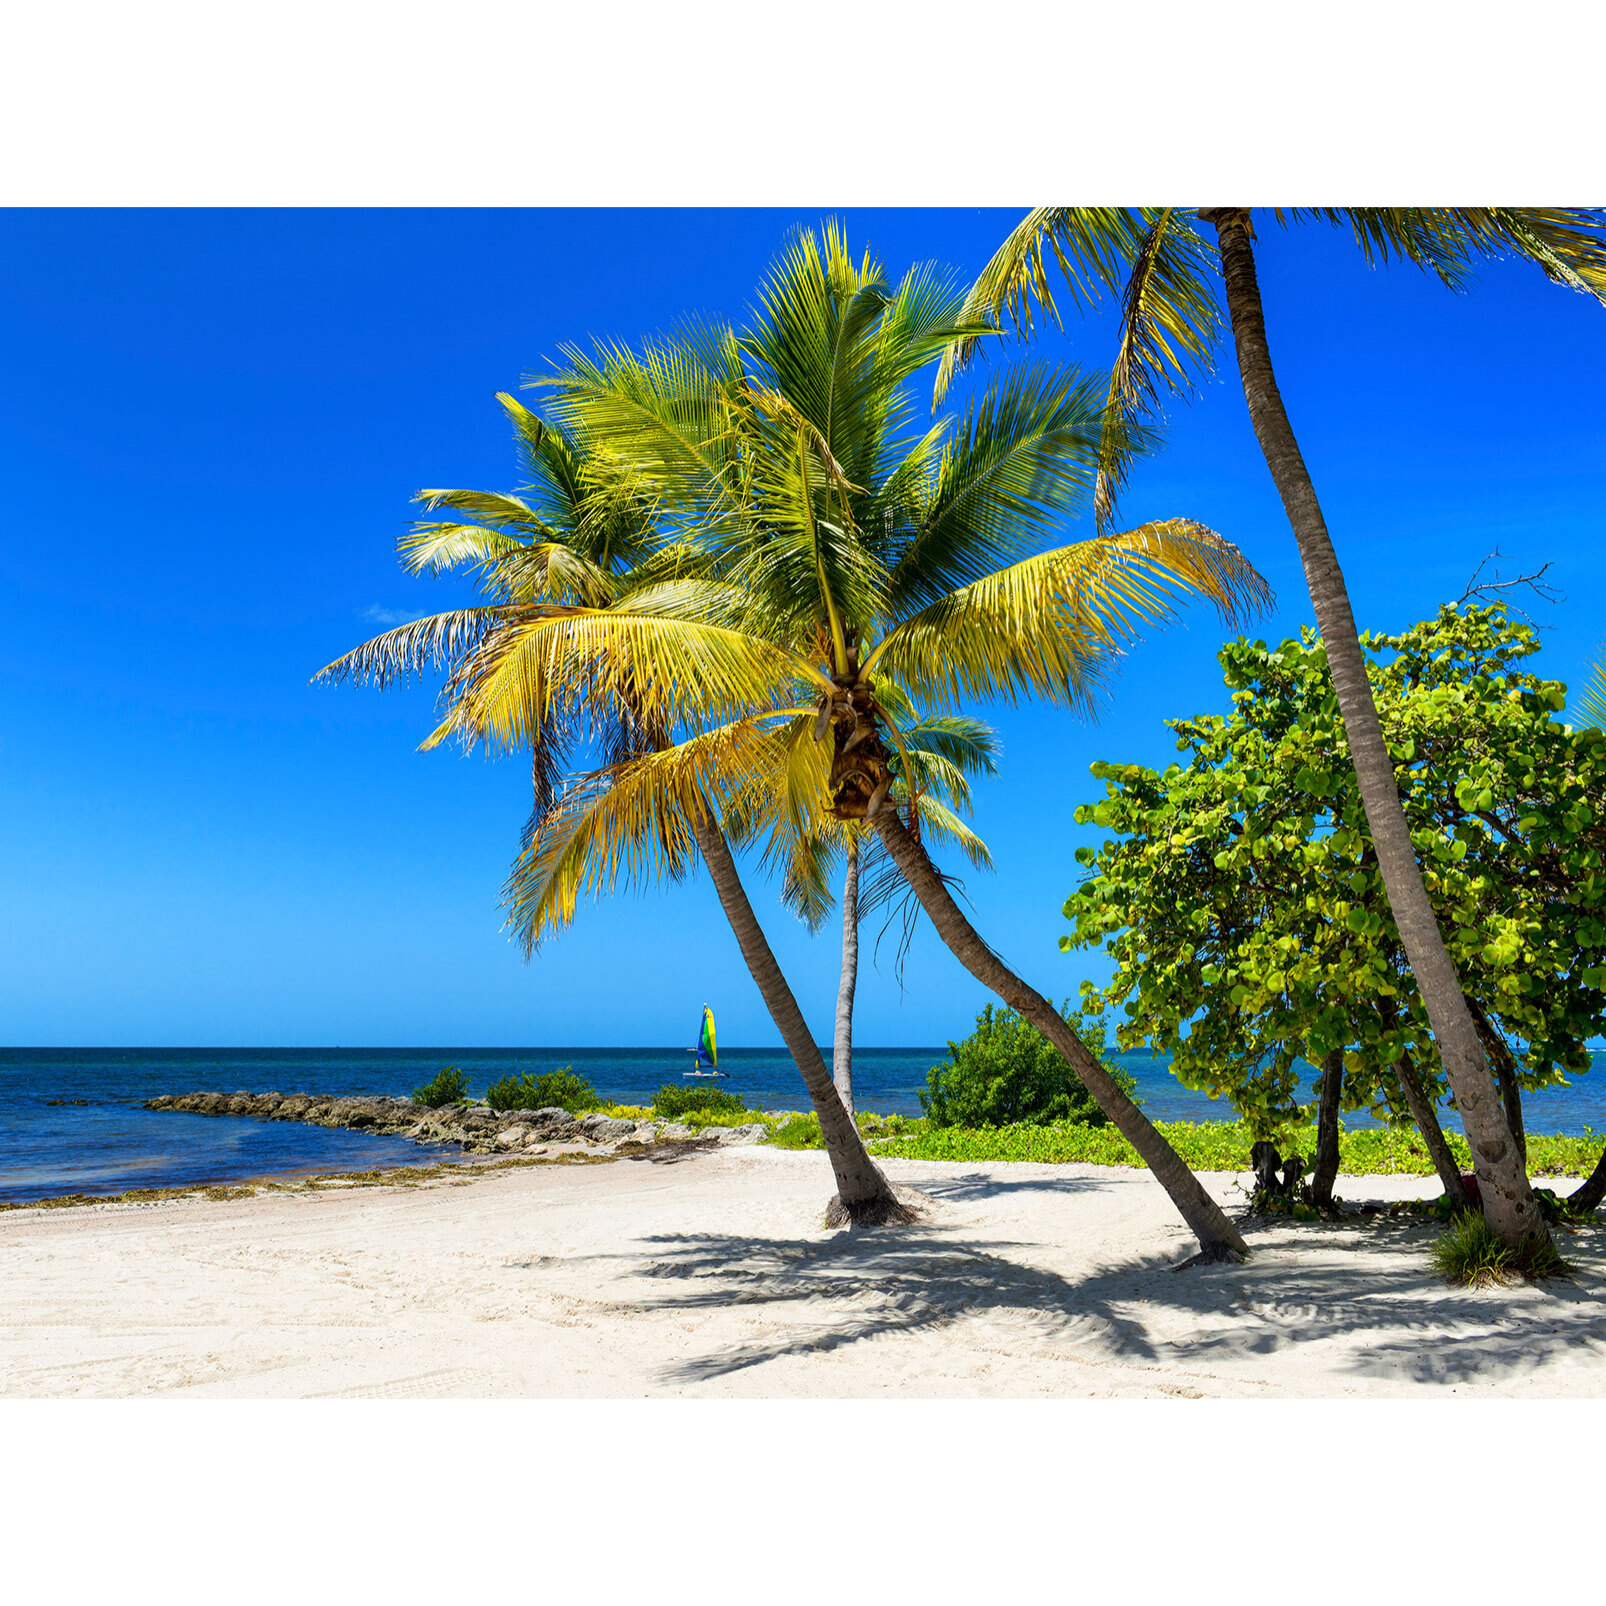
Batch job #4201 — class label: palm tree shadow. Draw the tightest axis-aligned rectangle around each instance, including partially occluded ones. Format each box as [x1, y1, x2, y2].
[624, 1227, 1170, 1385]
[614, 1216, 1606, 1391]
[913, 1170, 1135, 1204]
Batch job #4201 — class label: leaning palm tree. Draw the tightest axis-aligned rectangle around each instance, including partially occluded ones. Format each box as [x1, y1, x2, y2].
[948, 206, 1606, 1252]
[526, 224, 1270, 1255]
[315, 392, 903, 1217]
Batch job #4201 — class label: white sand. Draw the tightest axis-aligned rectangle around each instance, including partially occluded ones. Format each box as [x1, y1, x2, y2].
[3, 1146, 1602, 1397]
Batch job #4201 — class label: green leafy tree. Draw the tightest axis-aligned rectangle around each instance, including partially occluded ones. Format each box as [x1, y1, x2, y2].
[1064, 605, 1606, 1209]
[922, 1002, 1135, 1129]
[953, 206, 1606, 1252]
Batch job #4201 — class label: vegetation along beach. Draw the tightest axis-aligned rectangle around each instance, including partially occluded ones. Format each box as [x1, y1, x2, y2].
[9, 205, 1606, 1398]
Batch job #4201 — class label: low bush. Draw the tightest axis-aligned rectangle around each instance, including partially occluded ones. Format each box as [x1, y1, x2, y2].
[765, 1113, 825, 1149]
[651, 1085, 753, 1123]
[921, 1003, 1138, 1129]
[412, 1066, 470, 1108]
[484, 1068, 605, 1114]
[760, 1109, 919, 1150]
[869, 1117, 1606, 1180]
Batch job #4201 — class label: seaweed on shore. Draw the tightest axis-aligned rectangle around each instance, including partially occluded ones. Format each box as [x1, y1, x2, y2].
[0, 1147, 619, 1215]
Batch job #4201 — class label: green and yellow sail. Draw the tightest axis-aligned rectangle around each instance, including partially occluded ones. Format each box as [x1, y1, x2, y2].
[697, 1005, 716, 1070]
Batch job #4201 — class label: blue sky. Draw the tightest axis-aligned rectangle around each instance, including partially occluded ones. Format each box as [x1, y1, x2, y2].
[4, 207, 1605, 1048]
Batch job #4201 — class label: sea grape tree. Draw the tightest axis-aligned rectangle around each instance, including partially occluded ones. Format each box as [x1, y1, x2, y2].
[1062, 605, 1606, 1199]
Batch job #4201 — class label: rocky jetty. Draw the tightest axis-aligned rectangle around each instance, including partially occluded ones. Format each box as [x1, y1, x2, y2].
[142, 1091, 769, 1157]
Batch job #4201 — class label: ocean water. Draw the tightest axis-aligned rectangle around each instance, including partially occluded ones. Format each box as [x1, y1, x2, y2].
[3, 1045, 1603, 1204]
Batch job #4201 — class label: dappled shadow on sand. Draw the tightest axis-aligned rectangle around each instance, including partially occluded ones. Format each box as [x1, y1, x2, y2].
[615, 1215, 1606, 1390]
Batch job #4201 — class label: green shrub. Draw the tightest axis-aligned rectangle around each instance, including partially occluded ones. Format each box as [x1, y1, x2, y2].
[483, 1068, 604, 1114]
[651, 1085, 753, 1123]
[412, 1066, 470, 1108]
[921, 1003, 1137, 1129]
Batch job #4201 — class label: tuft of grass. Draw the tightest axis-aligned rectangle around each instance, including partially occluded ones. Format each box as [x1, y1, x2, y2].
[1429, 1210, 1575, 1288]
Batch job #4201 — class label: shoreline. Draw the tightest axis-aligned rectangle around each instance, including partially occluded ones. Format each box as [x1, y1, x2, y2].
[3, 1087, 1600, 1211]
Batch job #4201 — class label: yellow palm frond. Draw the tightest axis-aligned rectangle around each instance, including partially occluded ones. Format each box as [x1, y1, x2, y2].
[423, 608, 825, 755]
[505, 714, 795, 951]
[865, 519, 1268, 712]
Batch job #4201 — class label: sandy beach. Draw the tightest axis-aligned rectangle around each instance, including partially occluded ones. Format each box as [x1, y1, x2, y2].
[4, 1146, 1603, 1398]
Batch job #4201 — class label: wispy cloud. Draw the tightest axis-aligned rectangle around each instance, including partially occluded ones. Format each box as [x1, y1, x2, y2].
[361, 605, 424, 626]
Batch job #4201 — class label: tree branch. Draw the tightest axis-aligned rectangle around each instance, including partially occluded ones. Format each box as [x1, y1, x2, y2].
[1456, 549, 1564, 629]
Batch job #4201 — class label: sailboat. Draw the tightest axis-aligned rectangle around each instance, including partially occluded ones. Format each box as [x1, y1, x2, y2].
[682, 1004, 726, 1077]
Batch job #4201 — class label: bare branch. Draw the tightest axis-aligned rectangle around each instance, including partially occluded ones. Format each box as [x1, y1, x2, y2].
[1455, 548, 1564, 630]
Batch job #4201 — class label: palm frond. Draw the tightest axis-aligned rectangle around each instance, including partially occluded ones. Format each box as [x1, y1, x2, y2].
[312, 607, 512, 689]
[1277, 208, 1606, 304]
[1092, 209, 1222, 528]
[888, 363, 1122, 613]
[426, 606, 822, 756]
[869, 518, 1268, 712]
[934, 208, 1157, 399]
[1572, 652, 1606, 729]
[504, 715, 791, 953]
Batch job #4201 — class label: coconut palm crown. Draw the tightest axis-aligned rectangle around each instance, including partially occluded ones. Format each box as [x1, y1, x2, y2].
[507, 224, 1270, 941]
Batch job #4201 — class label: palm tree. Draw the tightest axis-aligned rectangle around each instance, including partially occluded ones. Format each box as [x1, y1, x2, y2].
[734, 697, 1001, 1119]
[949, 206, 1606, 1251]
[528, 224, 1269, 1254]
[316, 392, 903, 1219]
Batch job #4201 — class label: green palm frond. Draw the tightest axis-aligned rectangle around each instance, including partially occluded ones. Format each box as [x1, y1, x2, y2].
[1092, 209, 1222, 528]
[1275, 208, 1606, 302]
[934, 208, 1159, 398]
[887, 362, 1122, 613]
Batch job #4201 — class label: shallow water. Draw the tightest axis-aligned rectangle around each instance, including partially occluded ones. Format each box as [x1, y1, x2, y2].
[3, 1045, 1602, 1203]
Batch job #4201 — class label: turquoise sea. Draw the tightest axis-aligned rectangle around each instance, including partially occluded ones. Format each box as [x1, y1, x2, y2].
[2, 1045, 1602, 1204]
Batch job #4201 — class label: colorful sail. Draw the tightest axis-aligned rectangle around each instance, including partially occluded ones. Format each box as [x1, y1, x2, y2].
[697, 1005, 717, 1070]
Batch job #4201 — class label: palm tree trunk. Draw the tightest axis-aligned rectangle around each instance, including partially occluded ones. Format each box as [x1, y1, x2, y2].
[1569, 1147, 1606, 1212]
[871, 809, 1248, 1262]
[1310, 1048, 1343, 1207]
[833, 837, 859, 1120]
[1395, 1048, 1471, 1208]
[690, 812, 909, 1225]
[1203, 207, 1543, 1251]
[1468, 1000, 1526, 1164]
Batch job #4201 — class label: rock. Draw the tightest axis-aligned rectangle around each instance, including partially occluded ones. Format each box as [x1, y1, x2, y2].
[495, 1128, 525, 1150]
[580, 1115, 635, 1143]
[658, 1122, 694, 1140]
[716, 1123, 768, 1146]
[530, 1106, 580, 1138]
